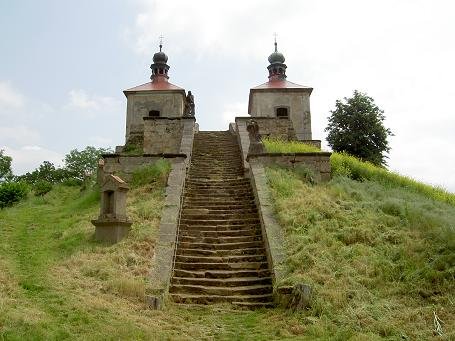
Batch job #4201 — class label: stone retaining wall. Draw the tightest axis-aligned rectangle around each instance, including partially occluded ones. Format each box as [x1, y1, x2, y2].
[247, 152, 332, 182]
[248, 160, 287, 292]
[147, 157, 187, 305]
[235, 116, 295, 140]
[143, 117, 195, 154]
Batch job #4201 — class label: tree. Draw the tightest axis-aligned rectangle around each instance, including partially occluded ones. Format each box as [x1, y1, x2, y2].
[17, 161, 72, 184]
[325, 90, 393, 166]
[0, 149, 13, 182]
[64, 146, 111, 181]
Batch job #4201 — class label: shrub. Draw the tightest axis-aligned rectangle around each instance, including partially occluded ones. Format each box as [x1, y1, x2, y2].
[33, 180, 53, 196]
[0, 182, 28, 208]
[130, 159, 171, 188]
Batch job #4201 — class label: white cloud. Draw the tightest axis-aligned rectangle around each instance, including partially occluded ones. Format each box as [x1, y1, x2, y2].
[89, 136, 113, 147]
[2, 145, 64, 175]
[221, 102, 247, 127]
[66, 89, 121, 117]
[0, 81, 25, 110]
[0, 126, 41, 146]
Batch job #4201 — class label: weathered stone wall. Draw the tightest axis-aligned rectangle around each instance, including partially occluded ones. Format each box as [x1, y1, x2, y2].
[248, 160, 287, 290]
[125, 92, 185, 142]
[235, 118, 250, 170]
[249, 90, 312, 140]
[247, 153, 332, 182]
[143, 118, 184, 154]
[147, 157, 187, 305]
[236, 117, 295, 140]
[102, 155, 171, 181]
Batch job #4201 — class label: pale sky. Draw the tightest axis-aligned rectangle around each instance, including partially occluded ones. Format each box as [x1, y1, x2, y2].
[1, 0, 454, 191]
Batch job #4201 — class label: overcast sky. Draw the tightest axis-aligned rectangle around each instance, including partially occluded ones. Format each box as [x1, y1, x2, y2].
[1, 0, 454, 191]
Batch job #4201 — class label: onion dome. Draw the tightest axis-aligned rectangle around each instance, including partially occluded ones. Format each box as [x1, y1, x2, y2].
[150, 42, 170, 81]
[268, 43, 285, 64]
[153, 46, 168, 64]
[267, 40, 287, 80]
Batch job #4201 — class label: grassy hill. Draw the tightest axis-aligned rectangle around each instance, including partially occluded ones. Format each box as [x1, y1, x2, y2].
[0, 151, 454, 340]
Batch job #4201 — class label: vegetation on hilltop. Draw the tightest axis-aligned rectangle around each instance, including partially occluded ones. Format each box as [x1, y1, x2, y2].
[325, 90, 393, 166]
[262, 138, 455, 206]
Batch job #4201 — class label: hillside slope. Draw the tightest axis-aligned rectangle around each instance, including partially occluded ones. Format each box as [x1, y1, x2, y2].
[0, 160, 454, 339]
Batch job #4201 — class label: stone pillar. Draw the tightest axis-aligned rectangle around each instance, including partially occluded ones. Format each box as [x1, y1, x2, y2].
[92, 175, 132, 243]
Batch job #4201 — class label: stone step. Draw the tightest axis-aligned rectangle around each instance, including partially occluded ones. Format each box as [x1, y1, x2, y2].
[181, 211, 258, 218]
[185, 186, 252, 192]
[177, 241, 264, 251]
[176, 247, 266, 257]
[180, 212, 259, 220]
[184, 194, 255, 200]
[183, 199, 256, 206]
[170, 293, 273, 305]
[233, 301, 276, 309]
[169, 284, 272, 296]
[173, 261, 268, 271]
[186, 178, 250, 184]
[175, 254, 267, 264]
[183, 203, 257, 210]
[180, 218, 260, 226]
[179, 228, 262, 238]
[184, 190, 254, 196]
[173, 268, 271, 279]
[178, 235, 262, 244]
[178, 224, 260, 232]
[171, 276, 272, 287]
[181, 208, 258, 215]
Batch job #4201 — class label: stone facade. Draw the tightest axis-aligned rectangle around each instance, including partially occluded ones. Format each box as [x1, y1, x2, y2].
[125, 92, 186, 144]
[248, 89, 312, 140]
[236, 117, 295, 140]
[143, 118, 184, 154]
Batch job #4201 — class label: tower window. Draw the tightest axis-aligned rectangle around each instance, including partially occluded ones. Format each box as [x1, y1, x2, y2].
[276, 107, 289, 118]
[149, 110, 160, 117]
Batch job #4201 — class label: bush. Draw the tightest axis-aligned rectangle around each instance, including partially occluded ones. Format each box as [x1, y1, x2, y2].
[0, 182, 28, 208]
[130, 159, 171, 188]
[33, 180, 53, 196]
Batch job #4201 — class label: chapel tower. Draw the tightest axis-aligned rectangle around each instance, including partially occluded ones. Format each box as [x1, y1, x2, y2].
[248, 40, 313, 140]
[123, 42, 186, 146]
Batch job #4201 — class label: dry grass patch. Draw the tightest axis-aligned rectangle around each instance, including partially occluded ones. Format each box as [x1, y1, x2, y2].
[266, 166, 455, 339]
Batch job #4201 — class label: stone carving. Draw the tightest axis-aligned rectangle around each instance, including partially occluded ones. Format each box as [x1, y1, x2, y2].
[91, 174, 132, 243]
[247, 119, 265, 154]
[184, 91, 195, 117]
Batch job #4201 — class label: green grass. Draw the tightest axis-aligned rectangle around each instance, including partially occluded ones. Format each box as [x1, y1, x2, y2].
[130, 158, 171, 188]
[266, 166, 455, 339]
[1, 149, 454, 339]
[0, 168, 315, 340]
[262, 138, 322, 153]
[262, 138, 455, 205]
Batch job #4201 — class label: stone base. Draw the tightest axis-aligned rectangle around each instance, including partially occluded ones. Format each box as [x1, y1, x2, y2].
[91, 219, 133, 243]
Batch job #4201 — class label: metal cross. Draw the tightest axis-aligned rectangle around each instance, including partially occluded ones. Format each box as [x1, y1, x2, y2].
[159, 35, 164, 51]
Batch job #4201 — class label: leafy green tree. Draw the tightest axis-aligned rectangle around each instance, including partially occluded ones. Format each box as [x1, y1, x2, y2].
[0, 149, 13, 182]
[16, 161, 71, 184]
[325, 90, 393, 166]
[64, 146, 111, 181]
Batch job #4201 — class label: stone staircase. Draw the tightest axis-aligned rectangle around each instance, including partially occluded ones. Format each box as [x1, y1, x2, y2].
[169, 131, 274, 307]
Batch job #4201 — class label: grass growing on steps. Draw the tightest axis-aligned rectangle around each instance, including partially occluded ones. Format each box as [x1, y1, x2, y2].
[262, 138, 455, 205]
[266, 166, 455, 339]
